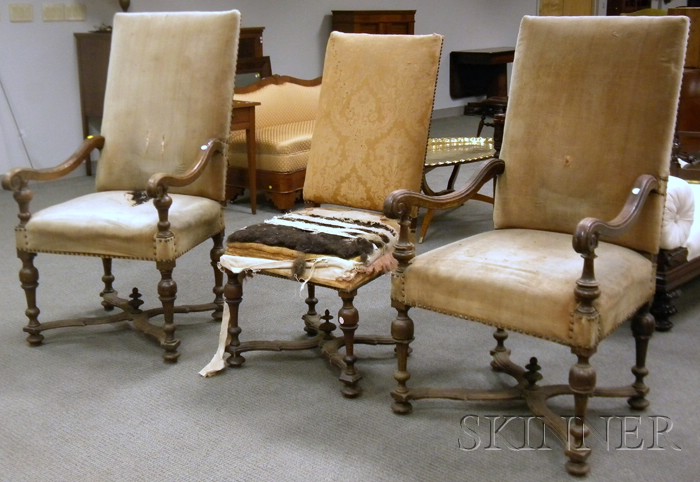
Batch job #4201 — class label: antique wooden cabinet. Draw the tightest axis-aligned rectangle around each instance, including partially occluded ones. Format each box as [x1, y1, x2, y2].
[74, 33, 111, 142]
[606, 0, 651, 15]
[331, 10, 415, 35]
[669, 7, 700, 68]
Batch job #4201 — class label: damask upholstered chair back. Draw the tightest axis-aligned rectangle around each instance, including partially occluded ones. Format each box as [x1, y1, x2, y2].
[495, 17, 681, 254]
[202, 32, 443, 397]
[96, 11, 237, 201]
[303, 32, 441, 212]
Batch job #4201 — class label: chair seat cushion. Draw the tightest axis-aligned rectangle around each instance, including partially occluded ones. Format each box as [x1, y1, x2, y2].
[397, 229, 655, 349]
[17, 191, 224, 261]
[223, 207, 398, 290]
[228, 120, 314, 172]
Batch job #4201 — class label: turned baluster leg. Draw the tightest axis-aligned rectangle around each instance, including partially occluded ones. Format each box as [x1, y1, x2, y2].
[157, 260, 180, 363]
[490, 328, 511, 371]
[224, 269, 246, 367]
[100, 257, 116, 311]
[303, 283, 320, 336]
[338, 289, 361, 398]
[628, 306, 655, 410]
[18, 251, 43, 346]
[390, 300, 414, 415]
[565, 348, 596, 477]
[651, 287, 677, 332]
[210, 231, 225, 320]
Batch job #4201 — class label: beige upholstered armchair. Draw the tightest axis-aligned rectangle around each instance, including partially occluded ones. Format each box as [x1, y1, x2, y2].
[200, 32, 443, 397]
[383, 16, 688, 475]
[1, 11, 241, 362]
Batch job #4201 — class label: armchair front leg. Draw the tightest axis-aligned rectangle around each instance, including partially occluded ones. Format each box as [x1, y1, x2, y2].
[146, 138, 227, 362]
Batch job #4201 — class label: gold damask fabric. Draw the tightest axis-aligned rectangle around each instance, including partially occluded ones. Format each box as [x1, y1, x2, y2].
[303, 32, 443, 212]
[495, 16, 687, 254]
[95, 11, 239, 201]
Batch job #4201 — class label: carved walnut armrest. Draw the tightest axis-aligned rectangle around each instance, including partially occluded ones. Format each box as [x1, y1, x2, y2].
[146, 138, 226, 239]
[384, 158, 505, 267]
[572, 174, 660, 312]
[1, 136, 105, 227]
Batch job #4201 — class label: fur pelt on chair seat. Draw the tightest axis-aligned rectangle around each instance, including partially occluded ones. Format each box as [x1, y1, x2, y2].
[224, 208, 398, 281]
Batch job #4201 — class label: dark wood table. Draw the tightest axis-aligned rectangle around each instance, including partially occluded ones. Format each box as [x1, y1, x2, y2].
[449, 47, 515, 99]
[231, 100, 261, 214]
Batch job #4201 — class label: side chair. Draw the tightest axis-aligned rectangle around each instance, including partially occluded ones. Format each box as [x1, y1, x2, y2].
[200, 32, 443, 397]
[1, 10, 241, 362]
[383, 15, 688, 475]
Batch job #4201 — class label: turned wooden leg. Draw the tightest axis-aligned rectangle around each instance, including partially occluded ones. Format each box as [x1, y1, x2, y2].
[224, 269, 246, 368]
[210, 231, 225, 321]
[267, 191, 300, 212]
[303, 283, 320, 336]
[338, 289, 361, 398]
[651, 287, 677, 332]
[156, 260, 180, 363]
[18, 251, 43, 346]
[100, 257, 116, 311]
[490, 328, 510, 371]
[628, 306, 655, 410]
[565, 348, 596, 477]
[419, 209, 436, 244]
[390, 300, 414, 415]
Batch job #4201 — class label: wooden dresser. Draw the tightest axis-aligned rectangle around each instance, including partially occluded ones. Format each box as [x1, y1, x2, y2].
[331, 10, 415, 35]
[606, 0, 651, 15]
[74, 32, 111, 174]
[669, 8, 700, 164]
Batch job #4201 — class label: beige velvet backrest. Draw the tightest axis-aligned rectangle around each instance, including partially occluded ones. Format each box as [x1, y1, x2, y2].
[495, 16, 688, 254]
[303, 32, 443, 212]
[95, 11, 240, 200]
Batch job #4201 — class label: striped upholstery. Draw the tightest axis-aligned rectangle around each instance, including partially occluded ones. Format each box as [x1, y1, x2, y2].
[229, 120, 315, 172]
[229, 78, 321, 173]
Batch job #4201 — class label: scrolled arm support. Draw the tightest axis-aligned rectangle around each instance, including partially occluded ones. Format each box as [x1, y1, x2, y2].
[2, 135, 105, 189]
[383, 158, 505, 269]
[572, 174, 660, 313]
[146, 138, 226, 239]
[1, 136, 105, 227]
[572, 175, 659, 257]
[146, 138, 225, 198]
[384, 158, 505, 218]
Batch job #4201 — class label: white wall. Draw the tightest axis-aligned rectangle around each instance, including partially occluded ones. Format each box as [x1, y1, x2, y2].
[1, 0, 532, 172]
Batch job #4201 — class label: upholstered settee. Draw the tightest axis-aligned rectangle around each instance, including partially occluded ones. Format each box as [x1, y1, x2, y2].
[654, 172, 700, 330]
[226, 75, 322, 211]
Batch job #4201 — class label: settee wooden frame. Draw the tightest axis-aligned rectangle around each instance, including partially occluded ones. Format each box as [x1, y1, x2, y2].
[653, 135, 700, 331]
[226, 75, 322, 211]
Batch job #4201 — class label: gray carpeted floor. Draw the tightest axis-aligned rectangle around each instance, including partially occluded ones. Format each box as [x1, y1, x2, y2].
[1, 116, 698, 481]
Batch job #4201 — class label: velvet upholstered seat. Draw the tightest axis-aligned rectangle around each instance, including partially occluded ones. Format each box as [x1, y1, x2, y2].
[1, 11, 241, 362]
[200, 32, 443, 397]
[383, 16, 688, 476]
